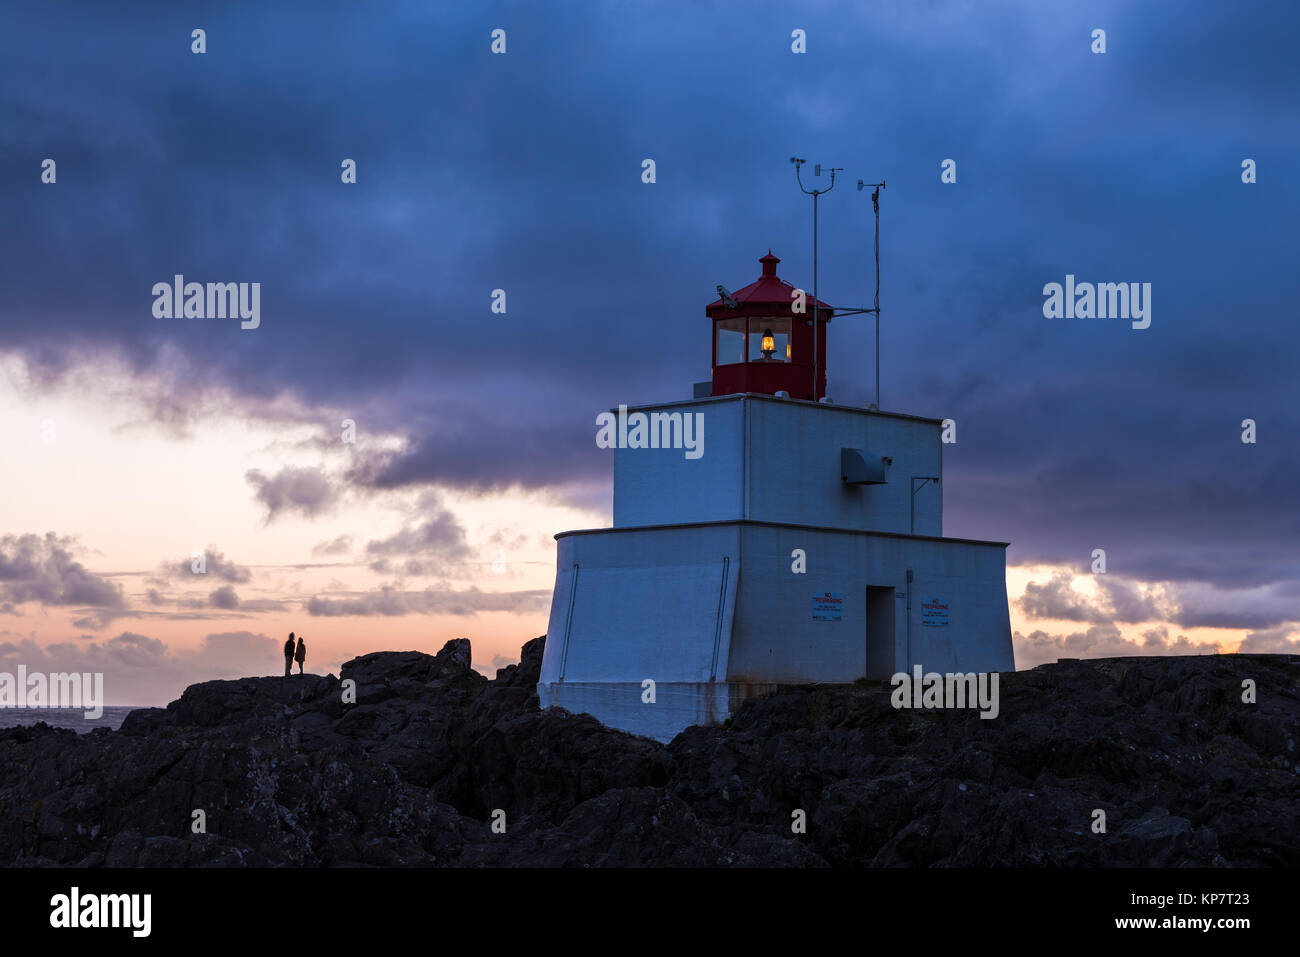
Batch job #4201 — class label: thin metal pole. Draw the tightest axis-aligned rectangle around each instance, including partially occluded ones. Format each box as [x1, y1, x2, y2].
[859, 179, 885, 409]
[874, 315, 880, 409]
[905, 569, 913, 671]
[910, 476, 937, 534]
[792, 160, 837, 402]
[874, 188, 880, 410]
[812, 190, 818, 401]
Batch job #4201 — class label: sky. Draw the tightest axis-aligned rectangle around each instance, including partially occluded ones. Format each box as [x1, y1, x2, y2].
[1, 0, 1297, 705]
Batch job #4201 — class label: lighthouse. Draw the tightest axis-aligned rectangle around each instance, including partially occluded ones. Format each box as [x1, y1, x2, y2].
[708, 250, 832, 401]
[538, 251, 1015, 743]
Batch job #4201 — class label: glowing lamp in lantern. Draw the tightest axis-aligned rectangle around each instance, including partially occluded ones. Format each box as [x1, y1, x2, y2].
[707, 250, 834, 401]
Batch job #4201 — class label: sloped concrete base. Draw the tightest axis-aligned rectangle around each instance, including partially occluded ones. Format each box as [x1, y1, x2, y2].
[538, 680, 781, 743]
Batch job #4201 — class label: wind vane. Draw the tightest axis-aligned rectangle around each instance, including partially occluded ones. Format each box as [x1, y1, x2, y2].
[790, 159, 886, 409]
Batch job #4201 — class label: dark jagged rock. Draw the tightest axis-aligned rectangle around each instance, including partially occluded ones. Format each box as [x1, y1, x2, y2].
[0, 641, 1295, 867]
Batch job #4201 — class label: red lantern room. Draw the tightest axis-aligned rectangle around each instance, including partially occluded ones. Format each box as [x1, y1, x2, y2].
[706, 251, 834, 401]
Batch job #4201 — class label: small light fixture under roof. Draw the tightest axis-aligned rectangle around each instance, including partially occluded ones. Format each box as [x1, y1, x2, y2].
[761, 328, 775, 359]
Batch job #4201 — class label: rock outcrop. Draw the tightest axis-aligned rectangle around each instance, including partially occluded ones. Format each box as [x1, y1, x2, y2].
[1, 639, 1295, 866]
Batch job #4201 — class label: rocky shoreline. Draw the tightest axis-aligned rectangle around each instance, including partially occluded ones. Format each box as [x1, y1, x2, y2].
[1, 637, 1295, 866]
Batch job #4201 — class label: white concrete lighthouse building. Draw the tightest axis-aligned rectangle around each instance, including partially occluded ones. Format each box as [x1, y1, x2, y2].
[538, 251, 1014, 742]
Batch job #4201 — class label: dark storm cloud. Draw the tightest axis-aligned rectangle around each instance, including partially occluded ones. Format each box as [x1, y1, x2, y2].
[1013, 625, 1226, 671]
[208, 584, 240, 609]
[304, 585, 550, 617]
[245, 466, 338, 521]
[348, 419, 604, 493]
[71, 610, 132, 630]
[363, 495, 470, 561]
[473, 652, 519, 677]
[2, 1, 1298, 611]
[0, 533, 126, 610]
[311, 535, 353, 556]
[0, 629, 282, 705]
[1019, 572, 1170, 624]
[367, 558, 440, 576]
[166, 547, 251, 583]
[1019, 571, 1297, 632]
[1237, 626, 1300, 654]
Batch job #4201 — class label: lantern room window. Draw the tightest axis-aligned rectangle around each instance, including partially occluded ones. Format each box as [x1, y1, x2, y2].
[748, 317, 789, 362]
[715, 317, 746, 365]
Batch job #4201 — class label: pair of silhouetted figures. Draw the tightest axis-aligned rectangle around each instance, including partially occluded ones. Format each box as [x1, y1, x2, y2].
[283, 633, 306, 676]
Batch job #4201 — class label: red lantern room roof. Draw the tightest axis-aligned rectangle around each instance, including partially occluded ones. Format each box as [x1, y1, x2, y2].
[705, 250, 835, 316]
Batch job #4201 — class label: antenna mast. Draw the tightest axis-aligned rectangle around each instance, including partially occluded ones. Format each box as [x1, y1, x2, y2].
[791, 159, 841, 401]
[788, 161, 886, 409]
[858, 179, 885, 409]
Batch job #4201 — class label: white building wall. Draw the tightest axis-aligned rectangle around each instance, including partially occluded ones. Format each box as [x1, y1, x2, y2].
[727, 525, 1013, 683]
[612, 394, 943, 536]
[745, 399, 943, 537]
[538, 520, 1013, 741]
[539, 525, 742, 738]
[612, 400, 745, 527]
[540, 682, 741, 744]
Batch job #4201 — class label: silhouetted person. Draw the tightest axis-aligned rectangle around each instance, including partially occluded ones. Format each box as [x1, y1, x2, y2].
[295, 636, 306, 675]
[283, 632, 296, 677]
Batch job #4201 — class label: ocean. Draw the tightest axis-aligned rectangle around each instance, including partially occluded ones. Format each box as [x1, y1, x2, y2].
[0, 707, 143, 733]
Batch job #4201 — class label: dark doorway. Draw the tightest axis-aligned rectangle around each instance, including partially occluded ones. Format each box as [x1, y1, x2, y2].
[865, 586, 896, 679]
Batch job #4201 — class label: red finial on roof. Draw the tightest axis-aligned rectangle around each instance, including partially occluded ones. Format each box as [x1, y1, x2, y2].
[759, 250, 780, 278]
